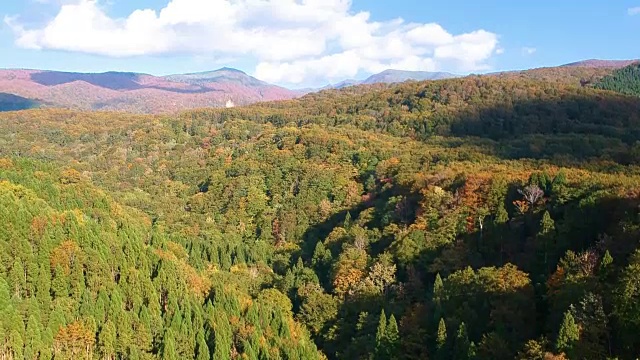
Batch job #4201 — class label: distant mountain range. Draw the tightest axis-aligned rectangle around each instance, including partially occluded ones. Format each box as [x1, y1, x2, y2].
[0, 59, 637, 113]
[0, 68, 296, 113]
[320, 69, 459, 90]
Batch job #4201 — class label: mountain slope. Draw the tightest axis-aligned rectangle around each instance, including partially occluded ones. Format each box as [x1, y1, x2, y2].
[362, 69, 458, 84]
[0, 92, 40, 111]
[592, 62, 640, 97]
[562, 59, 639, 68]
[0, 68, 298, 113]
[4, 73, 640, 359]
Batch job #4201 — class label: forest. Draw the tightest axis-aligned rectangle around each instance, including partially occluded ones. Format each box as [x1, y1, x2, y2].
[1, 64, 640, 359]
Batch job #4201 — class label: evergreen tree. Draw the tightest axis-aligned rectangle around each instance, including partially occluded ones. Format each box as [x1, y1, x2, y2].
[599, 250, 613, 279]
[24, 315, 42, 360]
[376, 309, 387, 348]
[433, 273, 445, 323]
[98, 320, 116, 360]
[385, 315, 399, 358]
[453, 322, 470, 360]
[556, 310, 579, 356]
[196, 330, 211, 360]
[162, 329, 179, 360]
[0, 278, 10, 310]
[436, 318, 447, 356]
[344, 212, 352, 229]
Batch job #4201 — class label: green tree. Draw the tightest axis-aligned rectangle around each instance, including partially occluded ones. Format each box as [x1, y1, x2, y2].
[385, 315, 399, 358]
[98, 320, 116, 360]
[196, 330, 210, 360]
[453, 322, 470, 360]
[162, 329, 179, 360]
[556, 310, 579, 356]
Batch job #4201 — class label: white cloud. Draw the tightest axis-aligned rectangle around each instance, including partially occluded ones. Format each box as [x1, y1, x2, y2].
[6, 0, 500, 85]
[629, 7, 640, 15]
[521, 47, 537, 56]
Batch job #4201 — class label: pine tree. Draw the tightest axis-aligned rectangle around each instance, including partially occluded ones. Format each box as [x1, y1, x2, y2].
[196, 330, 210, 360]
[0, 278, 10, 310]
[436, 318, 447, 353]
[599, 250, 613, 279]
[453, 322, 470, 360]
[162, 329, 179, 360]
[385, 315, 399, 358]
[98, 320, 116, 360]
[376, 309, 387, 348]
[556, 310, 579, 356]
[344, 212, 352, 229]
[24, 315, 42, 360]
[433, 273, 444, 319]
[9, 260, 25, 298]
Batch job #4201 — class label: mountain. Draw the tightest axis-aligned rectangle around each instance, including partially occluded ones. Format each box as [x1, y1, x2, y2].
[0, 68, 297, 113]
[319, 69, 460, 90]
[362, 69, 459, 84]
[562, 59, 639, 68]
[164, 67, 267, 87]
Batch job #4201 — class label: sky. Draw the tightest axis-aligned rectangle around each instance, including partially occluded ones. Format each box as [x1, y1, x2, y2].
[0, 0, 639, 88]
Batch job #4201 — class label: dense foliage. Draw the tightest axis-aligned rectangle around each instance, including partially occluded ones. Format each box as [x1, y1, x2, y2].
[593, 63, 640, 97]
[1, 73, 640, 359]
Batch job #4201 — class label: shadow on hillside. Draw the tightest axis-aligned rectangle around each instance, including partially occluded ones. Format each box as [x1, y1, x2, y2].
[302, 177, 640, 358]
[30, 71, 225, 94]
[0, 93, 39, 111]
[439, 92, 640, 165]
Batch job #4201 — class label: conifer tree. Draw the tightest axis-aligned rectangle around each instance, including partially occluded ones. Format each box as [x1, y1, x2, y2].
[162, 329, 179, 360]
[386, 315, 399, 358]
[375, 309, 387, 349]
[98, 320, 116, 360]
[436, 318, 447, 354]
[453, 322, 470, 360]
[556, 310, 579, 356]
[196, 330, 211, 360]
[24, 315, 42, 360]
[433, 273, 444, 319]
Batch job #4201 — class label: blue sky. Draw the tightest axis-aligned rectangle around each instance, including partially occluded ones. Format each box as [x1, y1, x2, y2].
[1, 0, 639, 87]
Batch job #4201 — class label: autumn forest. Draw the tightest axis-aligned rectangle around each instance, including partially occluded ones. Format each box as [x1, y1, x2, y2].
[1, 63, 640, 360]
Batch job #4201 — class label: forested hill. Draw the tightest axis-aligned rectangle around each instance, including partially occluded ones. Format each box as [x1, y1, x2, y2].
[593, 62, 640, 97]
[2, 72, 640, 359]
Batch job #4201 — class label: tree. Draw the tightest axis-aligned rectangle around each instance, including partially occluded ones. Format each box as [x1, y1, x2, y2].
[98, 320, 116, 360]
[538, 211, 556, 273]
[24, 315, 42, 360]
[162, 329, 179, 360]
[375, 310, 387, 355]
[436, 318, 447, 357]
[556, 310, 579, 356]
[518, 185, 544, 207]
[433, 273, 444, 319]
[196, 330, 210, 360]
[385, 315, 399, 358]
[453, 322, 470, 360]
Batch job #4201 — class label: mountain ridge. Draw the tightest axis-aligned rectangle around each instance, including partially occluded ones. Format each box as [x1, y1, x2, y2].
[0, 59, 637, 113]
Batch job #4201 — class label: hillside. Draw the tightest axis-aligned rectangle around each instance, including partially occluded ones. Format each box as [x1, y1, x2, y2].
[2, 73, 640, 359]
[592, 62, 640, 97]
[562, 59, 639, 68]
[0, 92, 39, 111]
[0, 68, 297, 113]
